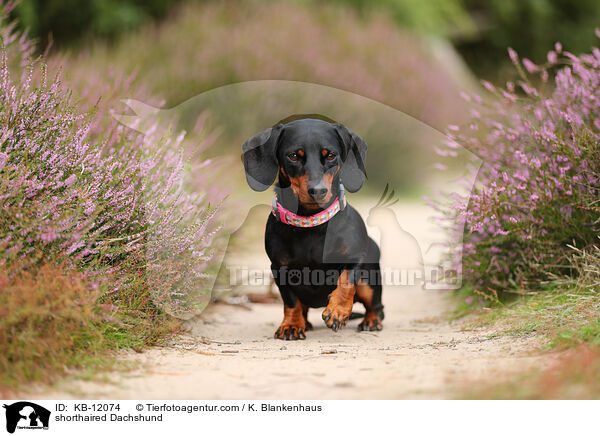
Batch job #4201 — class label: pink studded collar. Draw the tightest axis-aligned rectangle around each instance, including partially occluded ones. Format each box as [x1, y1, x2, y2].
[272, 184, 347, 227]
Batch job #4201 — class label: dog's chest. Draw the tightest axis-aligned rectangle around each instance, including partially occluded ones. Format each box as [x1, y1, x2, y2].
[266, 209, 361, 268]
[280, 230, 328, 266]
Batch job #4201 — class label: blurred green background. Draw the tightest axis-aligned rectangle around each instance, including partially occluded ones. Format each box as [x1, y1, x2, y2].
[11, 0, 180, 47]
[9, 0, 600, 194]
[11, 0, 600, 81]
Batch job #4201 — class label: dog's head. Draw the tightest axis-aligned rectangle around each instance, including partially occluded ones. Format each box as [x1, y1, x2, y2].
[242, 119, 367, 208]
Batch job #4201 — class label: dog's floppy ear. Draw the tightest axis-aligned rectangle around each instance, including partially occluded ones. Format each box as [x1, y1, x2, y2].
[334, 123, 367, 192]
[242, 124, 284, 191]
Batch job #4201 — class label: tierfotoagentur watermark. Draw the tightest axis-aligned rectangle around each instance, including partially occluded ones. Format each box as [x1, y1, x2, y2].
[228, 265, 459, 290]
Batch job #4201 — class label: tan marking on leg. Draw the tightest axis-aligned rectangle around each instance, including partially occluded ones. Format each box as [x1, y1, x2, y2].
[275, 300, 308, 340]
[356, 280, 373, 307]
[356, 280, 383, 331]
[322, 270, 356, 331]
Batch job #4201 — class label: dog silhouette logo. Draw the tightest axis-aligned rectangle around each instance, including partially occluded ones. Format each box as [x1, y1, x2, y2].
[2, 402, 50, 434]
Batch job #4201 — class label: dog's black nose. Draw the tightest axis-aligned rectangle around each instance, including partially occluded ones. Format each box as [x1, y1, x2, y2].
[308, 184, 328, 201]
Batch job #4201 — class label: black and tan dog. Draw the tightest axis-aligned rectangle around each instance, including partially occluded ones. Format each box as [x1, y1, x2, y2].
[242, 118, 383, 340]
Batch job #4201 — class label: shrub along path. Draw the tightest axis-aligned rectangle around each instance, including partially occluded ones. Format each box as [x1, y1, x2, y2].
[32, 201, 551, 399]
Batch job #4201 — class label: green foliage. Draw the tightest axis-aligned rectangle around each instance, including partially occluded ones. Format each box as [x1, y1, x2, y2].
[457, 0, 600, 78]
[313, 0, 477, 38]
[0, 264, 109, 388]
[57, 0, 473, 193]
[10, 0, 600, 82]
[459, 282, 600, 351]
[11, 0, 182, 47]
[0, 2, 217, 390]
[459, 251, 600, 399]
[0, 262, 180, 391]
[306, 0, 600, 80]
[554, 320, 600, 348]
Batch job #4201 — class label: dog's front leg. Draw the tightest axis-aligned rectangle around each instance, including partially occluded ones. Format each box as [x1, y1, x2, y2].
[322, 270, 356, 331]
[275, 298, 309, 340]
[271, 267, 310, 340]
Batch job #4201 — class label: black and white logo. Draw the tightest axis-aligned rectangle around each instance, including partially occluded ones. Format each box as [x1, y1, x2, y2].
[3, 402, 50, 434]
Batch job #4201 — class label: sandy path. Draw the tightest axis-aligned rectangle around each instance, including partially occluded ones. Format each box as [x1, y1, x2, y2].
[34, 200, 548, 399]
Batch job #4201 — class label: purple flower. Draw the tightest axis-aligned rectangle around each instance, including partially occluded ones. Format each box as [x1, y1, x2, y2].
[0, 152, 7, 171]
[65, 174, 77, 187]
[555, 42, 563, 53]
[508, 47, 519, 64]
[435, 35, 600, 295]
[522, 58, 539, 73]
[0, 11, 225, 319]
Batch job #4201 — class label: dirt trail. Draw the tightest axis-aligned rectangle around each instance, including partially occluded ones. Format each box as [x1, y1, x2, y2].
[35, 200, 548, 399]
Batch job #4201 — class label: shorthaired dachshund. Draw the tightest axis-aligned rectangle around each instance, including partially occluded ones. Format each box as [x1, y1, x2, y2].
[242, 118, 384, 340]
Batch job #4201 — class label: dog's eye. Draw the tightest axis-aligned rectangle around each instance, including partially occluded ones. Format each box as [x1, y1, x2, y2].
[325, 152, 336, 161]
[288, 152, 299, 162]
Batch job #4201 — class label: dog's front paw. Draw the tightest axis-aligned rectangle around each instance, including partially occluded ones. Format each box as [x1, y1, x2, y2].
[322, 303, 352, 332]
[358, 311, 383, 331]
[274, 322, 307, 340]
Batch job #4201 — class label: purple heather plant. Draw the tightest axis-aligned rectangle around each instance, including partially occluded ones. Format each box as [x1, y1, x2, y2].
[0, 2, 222, 319]
[439, 34, 600, 297]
